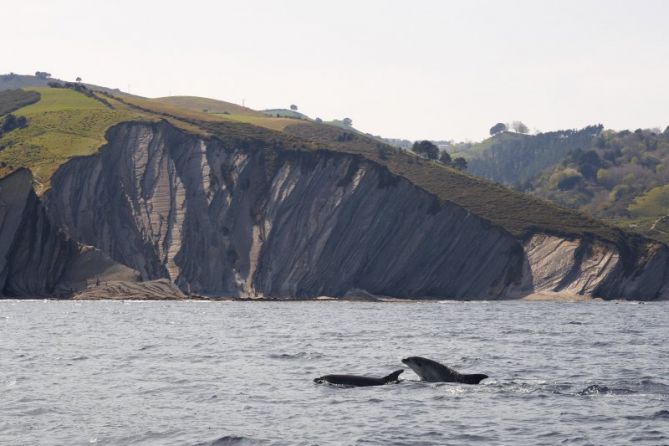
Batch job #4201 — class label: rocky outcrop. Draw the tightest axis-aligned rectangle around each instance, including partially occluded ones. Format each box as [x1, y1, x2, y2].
[72, 279, 185, 300]
[513, 234, 669, 300]
[3, 120, 668, 300]
[0, 169, 140, 297]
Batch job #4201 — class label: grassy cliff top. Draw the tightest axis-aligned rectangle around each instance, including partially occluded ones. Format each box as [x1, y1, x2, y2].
[154, 96, 265, 117]
[0, 88, 313, 191]
[0, 88, 151, 191]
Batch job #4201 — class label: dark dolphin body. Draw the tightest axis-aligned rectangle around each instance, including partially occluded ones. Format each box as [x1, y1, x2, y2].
[402, 356, 488, 384]
[314, 369, 404, 387]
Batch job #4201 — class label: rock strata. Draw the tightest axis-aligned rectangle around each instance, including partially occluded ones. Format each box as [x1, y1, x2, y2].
[73, 279, 185, 300]
[0, 169, 139, 297]
[2, 120, 668, 300]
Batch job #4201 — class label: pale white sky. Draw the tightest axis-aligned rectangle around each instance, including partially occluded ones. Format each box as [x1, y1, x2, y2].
[4, 0, 669, 140]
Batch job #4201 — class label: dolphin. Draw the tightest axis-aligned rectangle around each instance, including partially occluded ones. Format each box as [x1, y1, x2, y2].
[402, 356, 488, 384]
[314, 369, 404, 387]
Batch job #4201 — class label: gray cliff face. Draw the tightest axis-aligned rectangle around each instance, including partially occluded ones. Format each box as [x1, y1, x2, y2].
[45, 121, 523, 298]
[514, 234, 669, 300]
[0, 169, 137, 297]
[2, 120, 668, 299]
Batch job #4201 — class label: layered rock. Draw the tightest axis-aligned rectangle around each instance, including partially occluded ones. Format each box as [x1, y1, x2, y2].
[0, 169, 139, 297]
[2, 120, 666, 300]
[513, 234, 669, 299]
[72, 279, 185, 300]
[44, 121, 523, 298]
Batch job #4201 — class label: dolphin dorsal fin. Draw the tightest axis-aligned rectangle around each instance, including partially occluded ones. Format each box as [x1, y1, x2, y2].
[383, 369, 404, 383]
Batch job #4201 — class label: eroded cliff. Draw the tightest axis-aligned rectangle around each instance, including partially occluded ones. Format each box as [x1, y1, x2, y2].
[4, 120, 668, 300]
[0, 169, 139, 297]
[44, 121, 523, 298]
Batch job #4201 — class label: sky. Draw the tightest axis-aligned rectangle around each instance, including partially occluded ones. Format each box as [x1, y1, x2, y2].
[4, 0, 669, 141]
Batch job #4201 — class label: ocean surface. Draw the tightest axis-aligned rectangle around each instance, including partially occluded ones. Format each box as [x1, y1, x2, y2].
[0, 300, 667, 446]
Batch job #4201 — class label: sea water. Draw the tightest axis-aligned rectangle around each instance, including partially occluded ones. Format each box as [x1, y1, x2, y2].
[1, 300, 667, 445]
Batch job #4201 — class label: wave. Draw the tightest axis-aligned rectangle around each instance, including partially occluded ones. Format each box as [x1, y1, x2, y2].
[577, 384, 635, 396]
[625, 410, 669, 421]
[193, 435, 267, 446]
[487, 379, 669, 397]
[268, 352, 323, 360]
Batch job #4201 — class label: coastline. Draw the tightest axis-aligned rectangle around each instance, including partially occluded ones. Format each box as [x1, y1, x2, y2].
[2, 294, 659, 303]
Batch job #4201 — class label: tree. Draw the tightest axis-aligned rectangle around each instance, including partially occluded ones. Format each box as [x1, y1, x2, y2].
[314, 117, 323, 123]
[35, 71, 51, 80]
[439, 150, 452, 164]
[512, 121, 529, 134]
[76, 77, 82, 83]
[490, 122, 507, 135]
[412, 140, 439, 160]
[342, 117, 353, 127]
[290, 104, 298, 111]
[452, 157, 468, 170]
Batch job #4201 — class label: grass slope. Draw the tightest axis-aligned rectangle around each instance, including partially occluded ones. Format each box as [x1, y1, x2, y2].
[119, 95, 321, 134]
[155, 96, 265, 117]
[0, 73, 125, 96]
[0, 88, 148, 190]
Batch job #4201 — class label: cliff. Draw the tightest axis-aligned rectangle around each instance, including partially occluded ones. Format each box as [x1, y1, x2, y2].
[44, 121, 520, 298]
[26, 120, 667, 300]
[0, 169, 139, 297]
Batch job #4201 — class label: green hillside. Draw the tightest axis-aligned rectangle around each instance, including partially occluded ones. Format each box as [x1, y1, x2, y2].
[0, 73, 125, 96]
[527, 128, 669, 243]
[452, 122, 669, 244]
[0, 87, 148, 191]
[457, 127, 602, 187]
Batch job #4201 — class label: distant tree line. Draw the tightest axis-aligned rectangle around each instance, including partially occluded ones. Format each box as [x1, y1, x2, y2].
[469, 125, 604, 186]
[490, 121, 529, 136]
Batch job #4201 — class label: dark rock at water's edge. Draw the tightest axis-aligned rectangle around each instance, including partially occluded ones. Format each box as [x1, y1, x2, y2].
[2, 120, 669, 300]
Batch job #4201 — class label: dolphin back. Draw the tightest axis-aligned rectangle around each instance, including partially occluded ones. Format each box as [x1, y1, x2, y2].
[382, 369, 404, 383]
[462, 373, 488, 384]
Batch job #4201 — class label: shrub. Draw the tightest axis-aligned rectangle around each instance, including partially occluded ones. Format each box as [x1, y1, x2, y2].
[336, 132, 354, 142]
[609, 184, 630, 201]
[1, 114, 28, 133]
[452, 157, 468, 170]
[551, 168, 582, 190]
[557, 173, 582, 190]
[489, 122, 507, 135]
[439, 150, 452, 164]
[378, 146, 390, 160]
[596, 169, 613, 188]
